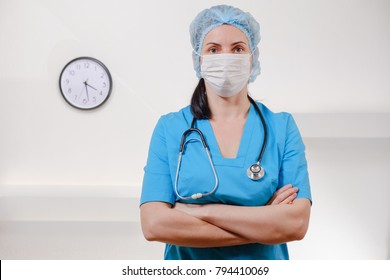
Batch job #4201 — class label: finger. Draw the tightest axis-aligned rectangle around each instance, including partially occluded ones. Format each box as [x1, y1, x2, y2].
[267, 185, 292, 205]
[280, 192, 297, 204]
[274, 187, 296, 203]
[274, 184, 293, 197]
[271, 187, 298, 205]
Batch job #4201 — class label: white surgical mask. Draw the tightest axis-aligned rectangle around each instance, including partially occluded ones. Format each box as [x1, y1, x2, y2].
[200, 53, 251, 97]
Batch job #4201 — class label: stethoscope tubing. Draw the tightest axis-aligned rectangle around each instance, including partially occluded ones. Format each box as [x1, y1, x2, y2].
[248, 96, 268, 165]
[174, 138, 219, 200]
[174, 96, 267, 200]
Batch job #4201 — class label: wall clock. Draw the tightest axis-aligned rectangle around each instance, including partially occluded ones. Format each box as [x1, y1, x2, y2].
[59, 57, 112, 110]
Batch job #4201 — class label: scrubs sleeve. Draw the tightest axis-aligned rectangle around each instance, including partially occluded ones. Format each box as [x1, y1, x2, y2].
[140, 117, 176, 206]
[279, 114, 312, 203]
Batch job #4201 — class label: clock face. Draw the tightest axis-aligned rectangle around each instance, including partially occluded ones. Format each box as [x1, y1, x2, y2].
[59, 57, 112, 110]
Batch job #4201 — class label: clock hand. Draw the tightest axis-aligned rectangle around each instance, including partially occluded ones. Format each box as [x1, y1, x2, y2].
[83, 81, 89, 101]
[86, 83, 97, 91]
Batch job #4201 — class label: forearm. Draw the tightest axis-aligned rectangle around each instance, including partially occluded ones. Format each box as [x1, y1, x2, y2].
[140, 202, 251, 247]
[177, 199, 311, 245]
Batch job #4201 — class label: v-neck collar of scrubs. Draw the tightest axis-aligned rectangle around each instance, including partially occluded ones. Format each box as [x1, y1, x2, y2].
[196, 103, 257, 167]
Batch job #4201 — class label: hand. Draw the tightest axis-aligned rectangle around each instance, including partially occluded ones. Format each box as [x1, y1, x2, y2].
[267, 184, 298, 205]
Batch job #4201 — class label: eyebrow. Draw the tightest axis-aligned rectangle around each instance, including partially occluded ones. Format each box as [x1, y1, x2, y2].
[205, 41, 248, 46]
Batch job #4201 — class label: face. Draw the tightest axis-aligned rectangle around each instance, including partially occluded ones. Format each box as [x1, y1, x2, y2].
[199, 24, 253, 98]
[201, 24, 251, 56]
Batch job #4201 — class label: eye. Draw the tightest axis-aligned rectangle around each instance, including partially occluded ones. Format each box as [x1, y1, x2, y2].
[234, 47, 244, 53]
[209, 47, 218, 54]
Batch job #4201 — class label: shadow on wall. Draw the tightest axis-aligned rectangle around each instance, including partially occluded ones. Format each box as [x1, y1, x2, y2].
[387, 202, 390, 260]
[386, 197, 390, 260]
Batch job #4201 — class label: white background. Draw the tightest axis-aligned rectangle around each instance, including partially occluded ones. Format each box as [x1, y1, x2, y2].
[0, 0, 389, 259]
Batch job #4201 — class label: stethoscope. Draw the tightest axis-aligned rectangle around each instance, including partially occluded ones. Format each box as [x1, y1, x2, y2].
[174, 96, 268, 200]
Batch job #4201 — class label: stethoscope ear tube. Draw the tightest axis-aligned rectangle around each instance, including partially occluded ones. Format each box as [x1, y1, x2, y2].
[179, 128, 207, 152]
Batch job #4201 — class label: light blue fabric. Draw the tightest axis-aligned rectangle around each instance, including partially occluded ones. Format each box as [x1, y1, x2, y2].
[140, 102, 312, 260]
[189, 4, 261, 83]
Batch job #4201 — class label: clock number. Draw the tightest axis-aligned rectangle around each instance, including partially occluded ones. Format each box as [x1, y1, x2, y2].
[83, 99, 87, 104]
[93, 97, 97, 103]
[69, 70, 75, 76]
[76, 64, 81, 70]
[65, 79, 69, 84]
[67, 88, 72, 94]
[103, 82, 106, 88]
[100, 91, 103, 96]
[84, 62, 89, 68]
[100, 73, 105, 78]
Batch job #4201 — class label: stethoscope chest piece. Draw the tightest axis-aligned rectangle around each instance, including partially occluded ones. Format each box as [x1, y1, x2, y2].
[246, 163, 265, 180]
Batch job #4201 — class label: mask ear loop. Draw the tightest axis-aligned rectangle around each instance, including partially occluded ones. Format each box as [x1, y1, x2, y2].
[192, 49, 202, 57]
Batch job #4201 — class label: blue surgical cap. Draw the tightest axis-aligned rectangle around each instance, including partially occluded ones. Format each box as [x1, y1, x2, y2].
[190, 4, 261, 83]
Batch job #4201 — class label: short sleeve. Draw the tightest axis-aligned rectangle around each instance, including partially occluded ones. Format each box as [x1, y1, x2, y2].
[278, 114, 312, 203]
[140, 117, 176, 206]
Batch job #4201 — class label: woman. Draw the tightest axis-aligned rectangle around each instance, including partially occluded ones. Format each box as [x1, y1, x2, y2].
[140, 4, 311, 260]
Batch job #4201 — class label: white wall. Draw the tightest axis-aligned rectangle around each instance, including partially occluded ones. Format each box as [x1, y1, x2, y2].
[0, 0, 389, 259]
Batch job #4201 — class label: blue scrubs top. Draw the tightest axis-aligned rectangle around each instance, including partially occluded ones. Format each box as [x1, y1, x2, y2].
[140, 102, 311, 260]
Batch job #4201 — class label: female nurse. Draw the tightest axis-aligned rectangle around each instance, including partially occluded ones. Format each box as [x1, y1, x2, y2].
[140, 4, 312, 260]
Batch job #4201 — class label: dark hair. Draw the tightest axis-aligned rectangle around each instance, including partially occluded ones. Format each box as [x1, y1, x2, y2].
[190, 78, 210, 119]
[190, 79, 255, 119]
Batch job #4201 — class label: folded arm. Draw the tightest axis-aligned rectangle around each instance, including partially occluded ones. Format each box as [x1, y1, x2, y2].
[140, 201, 251, 248]
[140, 184, 307, 246]
[175, 198, 311, 245]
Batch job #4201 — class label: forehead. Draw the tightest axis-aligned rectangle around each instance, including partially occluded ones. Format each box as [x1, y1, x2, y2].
[203, 24, 249, 45]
